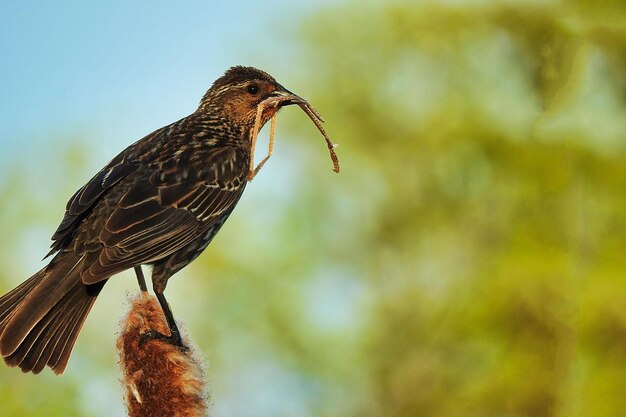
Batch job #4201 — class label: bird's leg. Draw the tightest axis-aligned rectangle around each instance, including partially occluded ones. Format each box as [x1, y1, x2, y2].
[134, 266, 147, 292]
[138, 275, 187, 350]
[138, 292, 187, 350]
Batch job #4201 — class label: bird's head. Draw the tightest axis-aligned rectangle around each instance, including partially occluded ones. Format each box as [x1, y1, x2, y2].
[199, 66, 304, 134]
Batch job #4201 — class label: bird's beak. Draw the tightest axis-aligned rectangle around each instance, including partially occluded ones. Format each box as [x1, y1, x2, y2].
[268, 87, 307, 107]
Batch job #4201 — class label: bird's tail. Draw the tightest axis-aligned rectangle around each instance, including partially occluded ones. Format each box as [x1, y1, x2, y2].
[0, 254, 105, 374]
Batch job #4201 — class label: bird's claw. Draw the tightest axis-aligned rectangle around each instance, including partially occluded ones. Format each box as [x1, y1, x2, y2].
[138, 329, 188, 352]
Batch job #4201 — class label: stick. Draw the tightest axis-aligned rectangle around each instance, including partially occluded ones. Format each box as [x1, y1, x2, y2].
[251, 113, 277, 178]
[298, 103, 340, 174]
[247, 100, 267, 180]
[247, 95, 341, 181]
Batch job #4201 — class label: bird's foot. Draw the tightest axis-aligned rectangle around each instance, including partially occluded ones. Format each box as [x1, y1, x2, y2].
[138, 329, 189, 352]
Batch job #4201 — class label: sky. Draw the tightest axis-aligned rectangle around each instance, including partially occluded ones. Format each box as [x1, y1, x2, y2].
[0, 0, 330, 176]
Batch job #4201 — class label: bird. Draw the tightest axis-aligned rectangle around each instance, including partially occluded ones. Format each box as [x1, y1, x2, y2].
[0, 66, 308, 374]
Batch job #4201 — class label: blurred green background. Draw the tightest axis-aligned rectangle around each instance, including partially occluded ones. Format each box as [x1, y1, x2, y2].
[1, 1, 626, 416]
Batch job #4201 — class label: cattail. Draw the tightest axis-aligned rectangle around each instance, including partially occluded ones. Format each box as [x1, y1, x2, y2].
[117, 292, 209, 417]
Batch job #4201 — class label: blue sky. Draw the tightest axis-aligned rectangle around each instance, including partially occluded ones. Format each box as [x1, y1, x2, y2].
[0, 1, 329, 174]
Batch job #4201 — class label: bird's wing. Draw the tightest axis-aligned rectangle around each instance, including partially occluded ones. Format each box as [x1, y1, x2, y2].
[48, 157, 139, 257]
[81, 146, 247, 284]
[47, 127, 177, 258]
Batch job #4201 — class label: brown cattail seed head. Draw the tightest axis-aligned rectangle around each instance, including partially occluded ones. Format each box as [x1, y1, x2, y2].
[117, 293, 208, 417]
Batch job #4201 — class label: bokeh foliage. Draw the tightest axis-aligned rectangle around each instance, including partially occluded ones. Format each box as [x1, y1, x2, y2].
[295, 1, 626, 416]
[1, 1, 625, 416]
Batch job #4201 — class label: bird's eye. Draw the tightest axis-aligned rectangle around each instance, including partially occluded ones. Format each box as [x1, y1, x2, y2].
[246, 84, 260, 95]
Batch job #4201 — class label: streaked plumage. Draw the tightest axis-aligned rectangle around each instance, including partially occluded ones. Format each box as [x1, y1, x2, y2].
[0, 66, 302, 374]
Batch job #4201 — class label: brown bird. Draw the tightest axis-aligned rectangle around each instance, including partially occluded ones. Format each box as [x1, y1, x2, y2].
[0, 66, 308, 374]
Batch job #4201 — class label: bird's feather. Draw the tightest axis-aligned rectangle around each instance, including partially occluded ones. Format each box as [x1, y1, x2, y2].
[80, 146, 246, 284]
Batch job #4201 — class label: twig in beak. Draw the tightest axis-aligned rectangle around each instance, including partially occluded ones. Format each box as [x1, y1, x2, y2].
[250, 113, 276, 179]
[247, 94, 340, 181]
[297, 103, 340, 174]
[247, 99, 268, 180]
